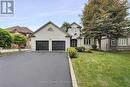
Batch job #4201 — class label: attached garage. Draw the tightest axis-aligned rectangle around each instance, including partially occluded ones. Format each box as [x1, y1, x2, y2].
[36, 41, 49, 51]
[52, 41, 65, 51]
[31, 21, 70, 51]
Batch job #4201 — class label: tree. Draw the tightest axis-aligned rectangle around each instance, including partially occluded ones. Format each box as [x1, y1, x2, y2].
[82, 0, 130, 50]
[13, 34, 27, 51]
[61, 22, 71, 32]
[0, 28, 13, 48]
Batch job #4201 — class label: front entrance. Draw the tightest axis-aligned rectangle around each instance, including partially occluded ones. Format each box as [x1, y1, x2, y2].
[70, 39, 77, 47]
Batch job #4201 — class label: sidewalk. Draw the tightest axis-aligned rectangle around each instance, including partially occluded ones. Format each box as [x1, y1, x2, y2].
[0, 49, 30, 53]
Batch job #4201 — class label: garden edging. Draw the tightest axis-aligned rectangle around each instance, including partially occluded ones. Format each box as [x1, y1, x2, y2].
[67, 53, 78, 87]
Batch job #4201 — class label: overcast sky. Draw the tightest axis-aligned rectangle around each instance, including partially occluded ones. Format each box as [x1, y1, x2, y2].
[0, 0, 129, 31]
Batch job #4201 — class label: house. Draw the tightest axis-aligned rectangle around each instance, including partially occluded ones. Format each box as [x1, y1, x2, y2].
[6, 26, 33, 48]
[31, 21, 95, 51]
[31, 21, 130, 51]
[101, 36, 130, 51]
[31, 22, 71, 51]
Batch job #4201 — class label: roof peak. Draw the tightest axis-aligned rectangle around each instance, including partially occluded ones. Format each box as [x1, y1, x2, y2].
[71, 22, 82, 28]
[32, 21, 71, 36]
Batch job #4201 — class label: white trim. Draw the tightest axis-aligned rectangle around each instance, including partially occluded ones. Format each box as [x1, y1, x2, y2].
[118, 38, 128, 46]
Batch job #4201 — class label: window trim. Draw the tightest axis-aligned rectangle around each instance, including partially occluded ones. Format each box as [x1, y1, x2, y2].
[118, 38, 128, 46]
[110, 38, 128, 46]
[84, 38, 94, 45]
[110, 38, 117, 46]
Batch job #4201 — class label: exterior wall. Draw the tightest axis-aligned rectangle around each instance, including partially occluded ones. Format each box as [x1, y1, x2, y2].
[67, 24, 81, 39]
[128, 37, 130, 46]
[80, 37, 85, 46]
[101, 38, 109, 51]
[77, 39, 82, 47]
[31, 23, 70, 51]
[105, 37, 130, 51]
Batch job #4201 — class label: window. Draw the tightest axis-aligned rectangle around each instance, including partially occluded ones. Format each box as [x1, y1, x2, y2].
[48, 28, 54, 31]
[118, 38, 128, 46]
[71, 39, 77, 47]
[111, 38, 116, 46]
[84, 38, 94, 45]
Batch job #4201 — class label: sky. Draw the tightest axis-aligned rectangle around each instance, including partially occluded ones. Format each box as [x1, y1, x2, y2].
[0, 0, 130, 31]
[0, 0, 86, 31]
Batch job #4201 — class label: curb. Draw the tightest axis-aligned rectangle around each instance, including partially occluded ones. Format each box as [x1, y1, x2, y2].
[67, 53, 78, 87]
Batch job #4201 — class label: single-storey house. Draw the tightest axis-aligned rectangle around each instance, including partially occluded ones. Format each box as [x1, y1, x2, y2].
[31, 21, 130, 51]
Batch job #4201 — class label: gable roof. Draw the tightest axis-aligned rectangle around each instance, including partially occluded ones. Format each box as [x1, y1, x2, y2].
[32, 21, 71, 36]
[6, 26, 33, 34]
[71, 22, 82, 28]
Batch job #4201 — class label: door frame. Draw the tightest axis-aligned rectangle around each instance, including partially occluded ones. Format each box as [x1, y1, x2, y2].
[70, 39, 77, 47]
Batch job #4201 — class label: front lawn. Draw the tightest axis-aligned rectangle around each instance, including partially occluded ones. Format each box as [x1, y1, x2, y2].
[72, 51, 130, 87]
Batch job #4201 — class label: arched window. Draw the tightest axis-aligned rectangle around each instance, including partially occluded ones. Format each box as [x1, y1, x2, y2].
[48, 28, 54, 31]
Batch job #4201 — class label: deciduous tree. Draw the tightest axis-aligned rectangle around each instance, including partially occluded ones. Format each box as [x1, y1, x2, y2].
[13, 34, 27, 51]
[0, 28, 13, 48]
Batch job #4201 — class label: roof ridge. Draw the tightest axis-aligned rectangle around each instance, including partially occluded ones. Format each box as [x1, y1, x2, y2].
[32, 21, 71, 36]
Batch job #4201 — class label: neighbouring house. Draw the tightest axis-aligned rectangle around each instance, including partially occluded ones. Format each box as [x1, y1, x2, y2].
[101, 36, 130, 51]
[6, 26, 33, 48]
[31, 21, 130, 51]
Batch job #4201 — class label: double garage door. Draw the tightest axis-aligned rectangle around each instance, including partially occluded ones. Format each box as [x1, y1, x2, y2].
[36, 41, 65, 51]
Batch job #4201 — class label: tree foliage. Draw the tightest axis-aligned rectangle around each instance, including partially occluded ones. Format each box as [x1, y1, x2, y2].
[0, 28, 13, 48]
[61, 22, 71, 32]
[13, 34, 27, 50]
[82, 0, 130, 50]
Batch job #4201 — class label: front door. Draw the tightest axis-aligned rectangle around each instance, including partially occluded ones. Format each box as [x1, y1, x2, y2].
[70, 39, 77, 47]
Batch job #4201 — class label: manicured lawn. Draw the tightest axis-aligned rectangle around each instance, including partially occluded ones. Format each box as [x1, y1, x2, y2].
[72, 51, 130, 87]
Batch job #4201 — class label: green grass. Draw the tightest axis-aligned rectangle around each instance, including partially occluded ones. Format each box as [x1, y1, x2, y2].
[72, 51, 130, 87]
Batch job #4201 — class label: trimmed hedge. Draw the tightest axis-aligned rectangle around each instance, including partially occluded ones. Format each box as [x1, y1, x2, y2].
[76, 46, 86, 52]
[67, 47, 77, 58]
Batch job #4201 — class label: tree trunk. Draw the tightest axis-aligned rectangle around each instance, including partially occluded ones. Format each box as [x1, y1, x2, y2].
[94, 38, 97, 45]
[98, 37, 102, 50]
[18, 45, 21, 52]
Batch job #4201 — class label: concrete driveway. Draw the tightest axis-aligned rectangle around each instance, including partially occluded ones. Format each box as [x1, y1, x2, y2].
[0, 52, 72, 87]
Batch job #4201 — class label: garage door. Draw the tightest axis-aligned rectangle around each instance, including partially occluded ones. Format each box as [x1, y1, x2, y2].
[36, 41, 49, 51]
[52, 41, 65, 51]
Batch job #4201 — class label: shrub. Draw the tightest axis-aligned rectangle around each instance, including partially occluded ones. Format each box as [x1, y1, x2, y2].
[67, 47, 77, 58]
[76, 46, 86, 52]
[85, 49, 92, 53]
[91, 44, 97, 50]
[0, 28, 13, 48]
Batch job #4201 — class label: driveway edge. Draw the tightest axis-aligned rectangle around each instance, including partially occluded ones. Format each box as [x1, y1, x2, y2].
[67, 53, 78, 87]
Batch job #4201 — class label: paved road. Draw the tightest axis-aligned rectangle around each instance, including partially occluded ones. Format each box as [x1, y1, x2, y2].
[0, 52, 72, 87]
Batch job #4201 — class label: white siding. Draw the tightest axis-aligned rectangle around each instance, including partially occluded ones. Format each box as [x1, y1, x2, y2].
[67, 24, 80, 39]
[128, 37, 130, 46]
[31, 23, 70, 51]
[101, 38, 109, 51]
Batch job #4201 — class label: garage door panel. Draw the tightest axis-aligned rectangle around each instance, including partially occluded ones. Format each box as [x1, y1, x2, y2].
[36, 41, 49, 51]
[52, 41, 65, 51]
